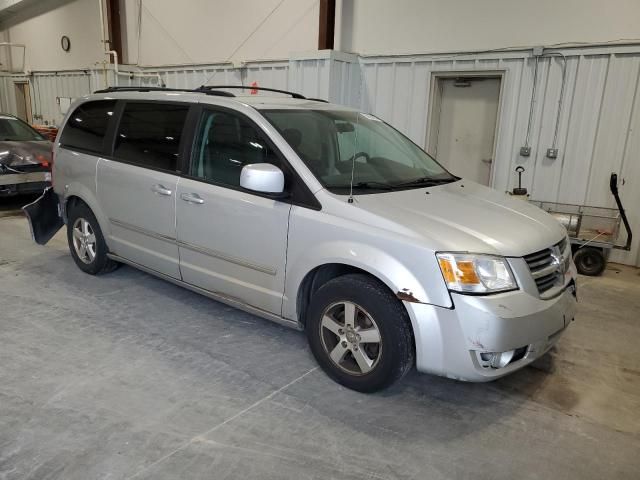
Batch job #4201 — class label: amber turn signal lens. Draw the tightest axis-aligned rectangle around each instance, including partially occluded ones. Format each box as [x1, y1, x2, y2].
[438, 258, 456, 283]
[438, 257, 480, 285]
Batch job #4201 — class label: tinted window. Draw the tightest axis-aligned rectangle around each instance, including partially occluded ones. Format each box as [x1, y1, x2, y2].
[114, 102, 188, 172]
[60, 100, 116, 153]
[191, 109, 280, 187]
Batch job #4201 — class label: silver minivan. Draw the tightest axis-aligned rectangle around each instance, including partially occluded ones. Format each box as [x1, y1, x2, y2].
[28, 86, 577, 392]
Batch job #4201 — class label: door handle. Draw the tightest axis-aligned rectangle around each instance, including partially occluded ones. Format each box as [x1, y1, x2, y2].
[481, 158, 493, 164]
[151, 184, 173, 196]
[180, 193, 204, 205]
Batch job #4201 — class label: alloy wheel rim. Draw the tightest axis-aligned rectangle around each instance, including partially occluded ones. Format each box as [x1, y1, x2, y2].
[72, 218, 97, 264]
[319, 301, 382, 376]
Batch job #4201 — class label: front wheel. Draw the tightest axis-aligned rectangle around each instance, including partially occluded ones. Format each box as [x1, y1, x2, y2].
[306, 274, 414, 392]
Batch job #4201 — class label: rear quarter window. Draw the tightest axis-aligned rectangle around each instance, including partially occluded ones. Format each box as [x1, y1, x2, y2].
[113, 102, 188, 172]
[60, 100, 116, 153]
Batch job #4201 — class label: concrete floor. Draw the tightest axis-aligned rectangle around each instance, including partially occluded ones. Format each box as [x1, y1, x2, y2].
[1, 209, 639, 479]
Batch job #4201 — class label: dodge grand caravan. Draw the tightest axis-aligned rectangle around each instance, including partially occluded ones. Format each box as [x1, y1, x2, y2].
[26, 85, 577, 392]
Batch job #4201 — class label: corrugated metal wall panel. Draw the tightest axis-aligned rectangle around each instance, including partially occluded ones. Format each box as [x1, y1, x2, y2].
[0, 71, 92, 126]
[288, 58, 331, 99]
[586, 55, 640, 207]
[0, 61, 289, 125]
[30, 72, 93, 125]
[353, 47, 640, 266]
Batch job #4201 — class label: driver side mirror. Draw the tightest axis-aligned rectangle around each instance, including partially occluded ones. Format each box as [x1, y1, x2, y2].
[240, 163, 285, 195]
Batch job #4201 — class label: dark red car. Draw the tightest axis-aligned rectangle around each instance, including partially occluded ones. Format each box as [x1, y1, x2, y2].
[0, 114, 52, 197]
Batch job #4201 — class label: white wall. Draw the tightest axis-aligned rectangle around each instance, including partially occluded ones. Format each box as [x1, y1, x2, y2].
[121, 0, 319, 66]
[0, 0, 104, 71]
[339, 0, 640, 54]
[0, 0, 319, 71]
[4, 0, 640, 70]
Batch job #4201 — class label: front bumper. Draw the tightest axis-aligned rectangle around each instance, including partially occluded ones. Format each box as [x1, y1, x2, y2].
[0, 171, 51, 196]
[406, 261, 578, 382]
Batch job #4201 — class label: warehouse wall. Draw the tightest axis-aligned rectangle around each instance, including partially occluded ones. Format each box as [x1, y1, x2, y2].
[120, 0, 318, 66]
[0, 0, 103, 71]
[349, 45, 640, 266]
[3, 0, 640, 70]
[0, 0, 318, 71]
[339, 0, 640, 55]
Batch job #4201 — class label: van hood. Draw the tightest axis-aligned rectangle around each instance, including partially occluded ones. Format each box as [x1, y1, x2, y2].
[350, 180, 566, 257]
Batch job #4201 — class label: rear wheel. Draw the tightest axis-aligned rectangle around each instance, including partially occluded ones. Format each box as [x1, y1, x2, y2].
[67, 202, 119, 275]
[573, 247, 606, 276]
[306, 274, 414, 392]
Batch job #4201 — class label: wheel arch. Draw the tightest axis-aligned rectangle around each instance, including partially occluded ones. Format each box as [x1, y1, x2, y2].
[294, 261, 427, 329]
[296, 263, 370, 327]
[61, 186, 111, 243]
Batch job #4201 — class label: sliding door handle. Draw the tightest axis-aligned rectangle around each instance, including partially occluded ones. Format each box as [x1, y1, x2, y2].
[151, 184, 173, 196]
[180, 193, 204, 205]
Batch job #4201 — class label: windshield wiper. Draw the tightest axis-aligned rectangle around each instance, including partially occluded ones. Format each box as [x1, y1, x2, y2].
[352, 181, 396, 190]
[326, 181, 395, 191]
[392, 176, 457, 188]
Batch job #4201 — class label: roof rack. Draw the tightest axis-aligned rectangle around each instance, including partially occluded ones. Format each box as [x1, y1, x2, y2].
[94, 85, 327, 102]
[198, 85, 306, 99]
[93, 86, 235, 97]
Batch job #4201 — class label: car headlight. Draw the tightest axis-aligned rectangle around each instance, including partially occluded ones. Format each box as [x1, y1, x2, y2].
[436, 253, 517, 294]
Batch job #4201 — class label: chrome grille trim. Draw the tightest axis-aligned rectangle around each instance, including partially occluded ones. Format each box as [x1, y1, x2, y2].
[524, 238, 570, 295]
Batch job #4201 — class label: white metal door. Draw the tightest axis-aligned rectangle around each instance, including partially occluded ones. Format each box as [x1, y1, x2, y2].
[432, 77, 500, 185]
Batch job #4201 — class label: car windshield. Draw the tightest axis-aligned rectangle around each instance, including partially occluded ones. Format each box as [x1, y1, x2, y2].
[0, 117, 46, 141]
[262, 109, 456, 193]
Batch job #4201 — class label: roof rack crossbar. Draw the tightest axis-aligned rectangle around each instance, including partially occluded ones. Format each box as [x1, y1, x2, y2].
[93, 86, 235, 97]
[198, 85, 306, 99]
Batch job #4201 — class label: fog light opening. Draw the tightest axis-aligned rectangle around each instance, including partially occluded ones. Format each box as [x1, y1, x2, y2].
[480, 349, 516, 369]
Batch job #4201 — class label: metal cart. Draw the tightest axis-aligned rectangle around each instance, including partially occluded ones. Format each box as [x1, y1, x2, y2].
[530, 173, 633, 276]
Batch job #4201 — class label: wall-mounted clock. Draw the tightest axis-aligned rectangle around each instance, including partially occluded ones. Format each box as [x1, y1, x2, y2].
[61, 36, 71, 52]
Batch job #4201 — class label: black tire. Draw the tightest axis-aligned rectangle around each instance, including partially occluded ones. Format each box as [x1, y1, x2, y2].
[573, 247, 606, 276]
[306, 274, 414, 392]
[66, 202, 119, 275]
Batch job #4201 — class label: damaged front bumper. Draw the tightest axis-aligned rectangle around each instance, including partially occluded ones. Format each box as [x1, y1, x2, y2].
[405, 268, 578, 382]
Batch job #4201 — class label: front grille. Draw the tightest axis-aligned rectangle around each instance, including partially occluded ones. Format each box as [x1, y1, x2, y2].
[524, 238, 569, 295]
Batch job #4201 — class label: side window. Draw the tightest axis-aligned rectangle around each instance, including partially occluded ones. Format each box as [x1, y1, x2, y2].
[60, 100, 116, 153]
[191, 109, 280, 187]
[114, 102, 188, 172]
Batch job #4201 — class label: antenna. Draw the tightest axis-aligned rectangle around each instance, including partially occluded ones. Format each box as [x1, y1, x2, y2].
[347, 112, 361, 204]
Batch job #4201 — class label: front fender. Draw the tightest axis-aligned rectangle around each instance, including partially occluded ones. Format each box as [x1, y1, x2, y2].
[284, 205, 453, 318]
[285, 239, 449, 315]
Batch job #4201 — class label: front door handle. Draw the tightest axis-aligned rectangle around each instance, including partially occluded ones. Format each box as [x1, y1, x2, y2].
[180, 193, 204, 205]
[151, 184, 173, 196]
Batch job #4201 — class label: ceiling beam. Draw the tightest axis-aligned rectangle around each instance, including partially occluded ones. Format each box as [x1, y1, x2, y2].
[318, 0, 335, 50]
[105, 0, 122, 61]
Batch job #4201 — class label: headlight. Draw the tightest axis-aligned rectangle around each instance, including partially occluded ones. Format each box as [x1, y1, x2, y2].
[436, 253, 517, 294]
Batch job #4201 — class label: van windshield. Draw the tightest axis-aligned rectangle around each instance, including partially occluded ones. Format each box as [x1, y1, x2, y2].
[262, 109, 456, 193]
